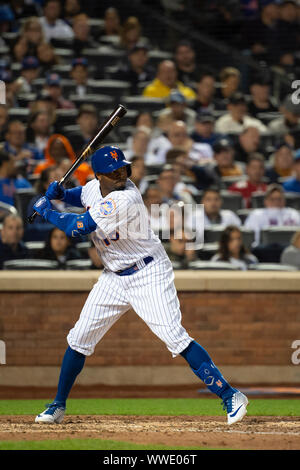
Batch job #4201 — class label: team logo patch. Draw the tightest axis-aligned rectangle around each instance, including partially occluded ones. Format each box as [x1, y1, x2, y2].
[110, 150, 118, 161]
[99, 199, 116, 216]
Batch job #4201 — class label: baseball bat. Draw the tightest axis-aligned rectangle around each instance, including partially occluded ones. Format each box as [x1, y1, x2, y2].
[27, 104, 127, 224]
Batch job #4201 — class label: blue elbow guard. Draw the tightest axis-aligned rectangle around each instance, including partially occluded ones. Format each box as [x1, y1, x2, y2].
[45, 210, 97, 237]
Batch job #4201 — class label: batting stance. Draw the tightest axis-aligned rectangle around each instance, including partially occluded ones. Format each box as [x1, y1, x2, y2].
[33, 145, 248, 425]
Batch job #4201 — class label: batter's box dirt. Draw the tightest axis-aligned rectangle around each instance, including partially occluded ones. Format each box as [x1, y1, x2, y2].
[0, 415, 300, 450]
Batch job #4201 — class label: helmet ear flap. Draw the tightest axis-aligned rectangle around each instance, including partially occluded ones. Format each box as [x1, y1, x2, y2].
[126, 165, 132, 177]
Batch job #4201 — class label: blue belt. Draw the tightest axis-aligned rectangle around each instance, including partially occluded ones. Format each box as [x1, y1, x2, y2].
[116, 256, 154, 276]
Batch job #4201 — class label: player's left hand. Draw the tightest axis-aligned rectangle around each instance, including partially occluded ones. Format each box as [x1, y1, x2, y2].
[33, 196, 52, 219]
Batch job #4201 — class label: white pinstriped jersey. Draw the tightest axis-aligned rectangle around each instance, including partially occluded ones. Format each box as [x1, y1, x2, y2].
[81, 178, 163, 272]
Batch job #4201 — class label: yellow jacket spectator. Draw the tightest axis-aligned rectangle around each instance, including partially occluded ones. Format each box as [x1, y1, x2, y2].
[143, 60, 196, 101]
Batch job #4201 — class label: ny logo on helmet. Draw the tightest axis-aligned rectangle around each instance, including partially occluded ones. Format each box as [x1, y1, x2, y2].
[110, 150, 118, 161]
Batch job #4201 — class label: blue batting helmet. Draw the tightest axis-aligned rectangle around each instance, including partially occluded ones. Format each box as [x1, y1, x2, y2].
[91, 145, 131, 175]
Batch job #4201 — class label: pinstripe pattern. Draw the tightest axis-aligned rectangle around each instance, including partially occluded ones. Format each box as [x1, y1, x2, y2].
[67, 178, 193, 357]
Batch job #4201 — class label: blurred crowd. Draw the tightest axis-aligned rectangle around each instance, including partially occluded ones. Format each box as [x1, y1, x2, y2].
[0, 0, 300, 271]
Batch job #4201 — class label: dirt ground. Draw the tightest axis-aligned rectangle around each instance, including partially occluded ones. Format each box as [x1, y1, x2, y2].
[0, 415, 300, 450]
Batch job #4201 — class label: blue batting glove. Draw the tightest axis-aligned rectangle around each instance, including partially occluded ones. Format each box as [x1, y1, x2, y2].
[46, 181, 65, 200]
[33, 196, 52, 219]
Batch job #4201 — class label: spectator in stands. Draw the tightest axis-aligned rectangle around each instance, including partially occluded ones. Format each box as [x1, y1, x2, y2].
[36, 41, 60, 72]
[174, 40, 200, 87]
[243, 1, 280, 64]
[44, 73, 75, 110]
[119, 16, 145, 51]
[125, 126, 155, 163]
[0, 214, 28, 269]
[201, 187, 242, 227]
[0, 5, 15, 37]
[70, 57, 89, 97]
[268, 95, 300, 137]
[166, 228, 196, 268]
[192, 71, 217, 114]
[1, 120, 43, 175]
[142, 184, 164, 235]
[129, 155, 147, 194]
[72, 13, 98, 56]
[0, 149, 32, 206]
[280, 230, 300, 269]
[117, 42, 155, 95]
[64, 0, 82, 23]
[244, 183, 300, 245]
[34, 134, 93, 185]
[39, 0, 74, 42]
[9, 0, 38, 24]
[283, 150, 300, 193]
[215, 67, 241, 103]
[174, 152, 218, 191]
[248, 75, 278, 119]
[30, 92, 57, 127]
[265, 141, 294, 183]
[190, 112, 220, 147]
[27, 111, 52, 156]
[215, 92, 268, 135]
[102, 7, 121, 37]
[228, 153, 268, 208]
[277, 0, 299, 57]
[0, 104, 8, 141]
[36, 227, 82, 268]
[143, 60, 196, 101]
[157, 165, 194, 205]
[0, 70, 17, 108]
[156, 91, 196, 134]
[14, 56, 40, 95]
[233, 126, 262, 164]
[75, 104, 99, 149]
[13, 16, 45, 62]
[153, 120, 213, 165]
[211, 138, 244, 179]
[211, 225, 258, 270]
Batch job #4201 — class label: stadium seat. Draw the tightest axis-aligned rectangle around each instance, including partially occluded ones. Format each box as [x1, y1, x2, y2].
[3, 259, 59, 270]
[17, 93, 37, 107]
[240, 227, 255, 249]
[188, 260, 241, 270]
[122, 96, 166, 114]
[99, 109, 138, 127]
[68, 94, 114, 108]
[88, 79, 131, 100]
[251, 192, 265, 208]
[221, 176, 246, 189]
[260, 226, 300, 245]
[55, 109, 78, 128]
[220, 190, 243, 211]
[285, 193, 300, 210]
[198, 242, 219, 260]
[237, 209, 253, 224]
[8, 108, 30, 123]
[50, 38, 74, 49]
[53, 48, 75, 59]
[81, 47, 125, 68]
[0, 201, 18, 221]
[204, 226, 254, 248]
[249, 263, 298, 271]
[13, 188, 37, 225]
[51, 64, 72, 79]
[148, 50, 173, 67]
[24, 241, 45, 256]
[65, 259, 93, 270]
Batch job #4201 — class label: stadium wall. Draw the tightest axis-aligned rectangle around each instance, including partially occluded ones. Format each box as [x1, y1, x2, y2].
[0, 271, 300, 386]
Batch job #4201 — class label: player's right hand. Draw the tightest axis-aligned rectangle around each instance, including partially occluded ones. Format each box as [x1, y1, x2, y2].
[46, 181, 65, 200]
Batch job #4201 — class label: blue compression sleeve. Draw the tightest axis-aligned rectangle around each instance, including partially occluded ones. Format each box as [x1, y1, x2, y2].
[45, 209, 97, 237]
[62, 186, 83, 208]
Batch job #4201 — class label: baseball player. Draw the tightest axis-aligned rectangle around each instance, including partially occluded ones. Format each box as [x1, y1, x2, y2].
[33, 145, 248, 425]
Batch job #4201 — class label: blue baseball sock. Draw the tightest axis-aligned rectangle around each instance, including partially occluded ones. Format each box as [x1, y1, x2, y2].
[180, 340, 236, 399]
[54, 346, 86, 407]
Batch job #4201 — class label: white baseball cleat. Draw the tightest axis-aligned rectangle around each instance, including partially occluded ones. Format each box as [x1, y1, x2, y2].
[35, 402, 65, 424]
[222, 390, 249, 425]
